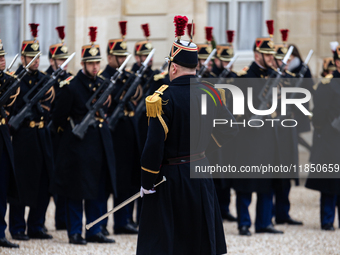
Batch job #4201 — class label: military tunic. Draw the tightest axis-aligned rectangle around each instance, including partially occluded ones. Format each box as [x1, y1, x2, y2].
[10, 65, 53, 207]
[306, 70, 340, 195]
[51, 70, 116, 200]
[137, 75, 238, 255]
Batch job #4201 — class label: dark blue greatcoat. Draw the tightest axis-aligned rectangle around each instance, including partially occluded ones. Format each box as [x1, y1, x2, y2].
[229, 62, 279, 193]
[10, 65, 53, 207]
[137, 75, 238, 255]
[50, 70, 116, 200]
[101, 64, 140, 194]
[290, 62, 314, 133]
[0, 71, 19, 202]
[306, 70, 340, 195]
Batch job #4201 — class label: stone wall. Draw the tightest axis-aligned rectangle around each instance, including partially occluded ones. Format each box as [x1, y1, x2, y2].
[66, 0, 207, 73]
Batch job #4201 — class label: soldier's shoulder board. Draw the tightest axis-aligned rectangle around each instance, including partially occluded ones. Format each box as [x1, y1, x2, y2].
[97, 74, 106, 81]
[237, 66, 249, 76]
[40, 70, 47, 75]
[154, 71, 168, 81]
[97, 69, 104, 76]
[60, 76, 74, 88]
[285, 70, 296, 77]
[5, 71, 15, 77]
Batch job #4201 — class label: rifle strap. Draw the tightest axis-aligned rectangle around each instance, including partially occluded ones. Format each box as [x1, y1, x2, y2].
[145, 84, 169, 140]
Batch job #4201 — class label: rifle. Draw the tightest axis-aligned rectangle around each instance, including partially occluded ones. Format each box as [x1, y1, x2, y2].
[0, 53, 40, 118]
[278, 49, 313, 120]
[197, 48, 217, 78]
[72, 54, 132, 139]
[249, 45, 294, 121]
[134, 60, 168, 120]
[9, 52, 75, 130]
[107, 48, 156, 131]
[217, 54, 239, 81]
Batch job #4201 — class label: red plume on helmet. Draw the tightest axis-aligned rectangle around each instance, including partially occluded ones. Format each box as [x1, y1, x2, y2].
[174, 16, 188, 41]
[141, 23, 150, 39]
[187, 23, 195, 37]
[29, 23, 39, 39]
[56, 26, 65, 42]
[226, 30, 235, 45]
[88, 26, 97, 44]
[280, 29, 289, 44]
[266, 20, 274, 38]
[205, 27, 213, 42]
[119, 21, 127, 38]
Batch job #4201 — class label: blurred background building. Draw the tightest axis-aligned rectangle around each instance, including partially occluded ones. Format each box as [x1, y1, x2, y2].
[0, 0, 338, 76]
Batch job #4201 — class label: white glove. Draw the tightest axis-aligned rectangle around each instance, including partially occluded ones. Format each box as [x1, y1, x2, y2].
[140, 186, 156, 198]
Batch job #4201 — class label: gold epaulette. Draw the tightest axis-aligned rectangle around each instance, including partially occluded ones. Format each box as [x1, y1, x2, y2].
[217, 88, 226, 106]
[60, 76, 74, 88]
[154, 71, 168, 81]
[321, 74, 333, 85]
[97, 69, 103, 76]
[237, 66, 249, 76]
[145, 84, 169, 140]
[40, 70, 47, 75]
[286, 70, 296, 77]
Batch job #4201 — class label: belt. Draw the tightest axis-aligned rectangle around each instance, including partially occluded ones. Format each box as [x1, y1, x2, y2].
[23, 120, 46, 128]
[0, 118, 6, 126]
[162, 151, 206, 165]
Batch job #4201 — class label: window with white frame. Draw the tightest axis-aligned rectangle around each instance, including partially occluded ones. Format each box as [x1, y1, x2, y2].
[0, 0, 65, 69]
[207, 0, 270, 54]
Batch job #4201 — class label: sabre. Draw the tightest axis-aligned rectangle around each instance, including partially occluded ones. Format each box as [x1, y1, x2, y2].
[6, 54, 19, 72]
[86, 176, 167, 230]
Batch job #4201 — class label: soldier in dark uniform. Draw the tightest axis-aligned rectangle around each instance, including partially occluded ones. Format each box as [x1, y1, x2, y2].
[9, 23, 54, 240]
[232, 31, 284, 235]
[100, 21, 139, 235]
[0, 39, 20, 248]
[208, 31, 238, 222]
[46, 26, 72, 231]
[132, 23, 169, 149]
[305, 45, 340, 231]
[271, 36, 302, 226]
[136, 16, 238, 255]
[287, 43, 314, 150]
[320, 57, 336, 78]
[50, 27, 116, 244]
[196, 27, 215, 78]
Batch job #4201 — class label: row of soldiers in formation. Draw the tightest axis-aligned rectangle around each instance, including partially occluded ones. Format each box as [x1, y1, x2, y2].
[0, 18, 339, 250]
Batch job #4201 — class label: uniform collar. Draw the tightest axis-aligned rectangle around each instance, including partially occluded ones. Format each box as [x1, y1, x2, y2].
[45, 65, 54, 75]
[104, 64, 117, 77]
[249, 61, 268, 77]
[170, 74, 197, 86]
[16, 65, 39, 76]
[77, 69, 101, 92]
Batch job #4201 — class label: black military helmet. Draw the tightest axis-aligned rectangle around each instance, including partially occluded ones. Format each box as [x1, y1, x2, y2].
[197, 26, 214, 60]
[216, 30, 235, 62]
[107, 21, 129, 56]
[167, 15, 198, 68]
[81, 26, 101, 62]
[253, 20, 276, 54]
[21, 23, 40, 57]
[135, 23, 153, 56]
[48, 26, 70, 60]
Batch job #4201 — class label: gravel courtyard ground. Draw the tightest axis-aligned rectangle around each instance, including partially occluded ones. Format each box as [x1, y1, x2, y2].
[1, 181, 340, 255]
